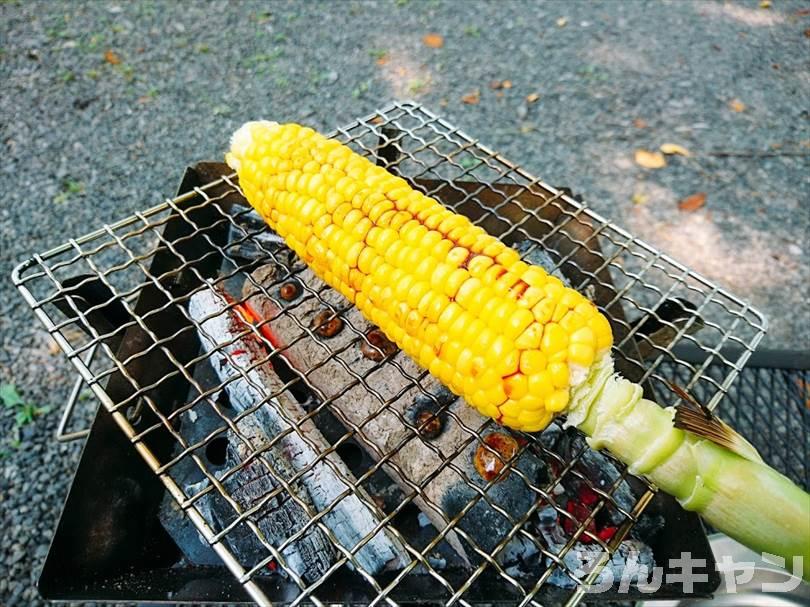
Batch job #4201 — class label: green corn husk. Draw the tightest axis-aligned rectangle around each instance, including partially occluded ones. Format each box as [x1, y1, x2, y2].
[568, 357, 810, 579]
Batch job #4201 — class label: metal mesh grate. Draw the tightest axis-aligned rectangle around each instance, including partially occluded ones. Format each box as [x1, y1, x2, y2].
[13, 101, 765, 607]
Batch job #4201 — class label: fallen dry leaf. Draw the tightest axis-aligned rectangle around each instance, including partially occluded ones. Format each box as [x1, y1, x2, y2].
[47, 338, 61, 356]
[489, 79, 512, 90]
[660, 143, 691, 157]
[633, 118, 648, 129]
[678, 192, 707, 212]
[728, 99, 746, 113]
[759, 0, 771, 7]
[104, 49, 121, 65]
[632, 192, 649, 205]
[796, 8, 810, 16]
[525, 92, 540, 103]
[634, 149, 667, 169]
[502, 80, 512, 89]
[556, 17, 568, 27]
[422, 33, 444, 48]
[461, 89, 480, 105]
[805, 27, 810, 38]
[370, 115, 384, 125]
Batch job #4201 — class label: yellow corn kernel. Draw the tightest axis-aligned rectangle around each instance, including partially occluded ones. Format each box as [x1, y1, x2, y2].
[444, 268, 469, 299]
[541, 323, 569, 354]
[547, 389, 570, 412]
[528, 370, 554, 399]
[559, 309, 587, 333]
[446, 246, 469, 266]
[532, 297, 556, 324]
[568, 343, 595, 367]
[467, 254, 494, 277]
[437, 301, 463, 331]
[485, 335, 514, 367]
[497, 349, 520, 377]
[456, 348, 475, 376]
[522, 266, 548, 288]
[228, 121, 616, 433]
[455, 277, 482, 308]
[519, 350, 547, 375]
[504, 373, 528, 400]
[442, 340, 463, 366]
[570, 326, 596, 347]
[503, 307, 534, 341]
[548, 361, 569, 388]
[517, 408, 547, 427]
[516, 285, 545, 309]
[515, 322, 544, 350]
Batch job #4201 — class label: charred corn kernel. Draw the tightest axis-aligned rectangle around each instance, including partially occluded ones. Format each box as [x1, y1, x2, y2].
[228, 121, 615, 432]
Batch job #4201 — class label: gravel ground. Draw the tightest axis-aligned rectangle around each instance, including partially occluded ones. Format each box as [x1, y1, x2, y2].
[1, 1, 808, 605]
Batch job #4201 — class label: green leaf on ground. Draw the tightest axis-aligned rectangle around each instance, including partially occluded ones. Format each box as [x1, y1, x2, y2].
[0, 383, 23, 408]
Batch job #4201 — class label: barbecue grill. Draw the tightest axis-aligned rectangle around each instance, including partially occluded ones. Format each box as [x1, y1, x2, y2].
[13, 101, 769, 606]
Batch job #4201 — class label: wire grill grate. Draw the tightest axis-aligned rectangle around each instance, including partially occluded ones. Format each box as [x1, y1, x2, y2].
[13, 101, 765, 606]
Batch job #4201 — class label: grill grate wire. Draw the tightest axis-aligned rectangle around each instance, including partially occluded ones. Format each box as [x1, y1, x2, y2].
[13, 101, 766, 607]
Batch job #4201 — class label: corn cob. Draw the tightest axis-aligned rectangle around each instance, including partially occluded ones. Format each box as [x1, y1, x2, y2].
[227, 121, 809, 573]
[227, 122, 612, 432]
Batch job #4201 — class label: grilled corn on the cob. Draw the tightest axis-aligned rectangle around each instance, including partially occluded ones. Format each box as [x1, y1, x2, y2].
[228, 121, 611, 432]
[227, 121, 810, 572]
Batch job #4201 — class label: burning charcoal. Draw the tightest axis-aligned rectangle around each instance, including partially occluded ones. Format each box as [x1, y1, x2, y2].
[537, 506, 655, 589]
[226, 221, 286, 261]
[245, 265, 548, 568]
[188, 284, 410, 576]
